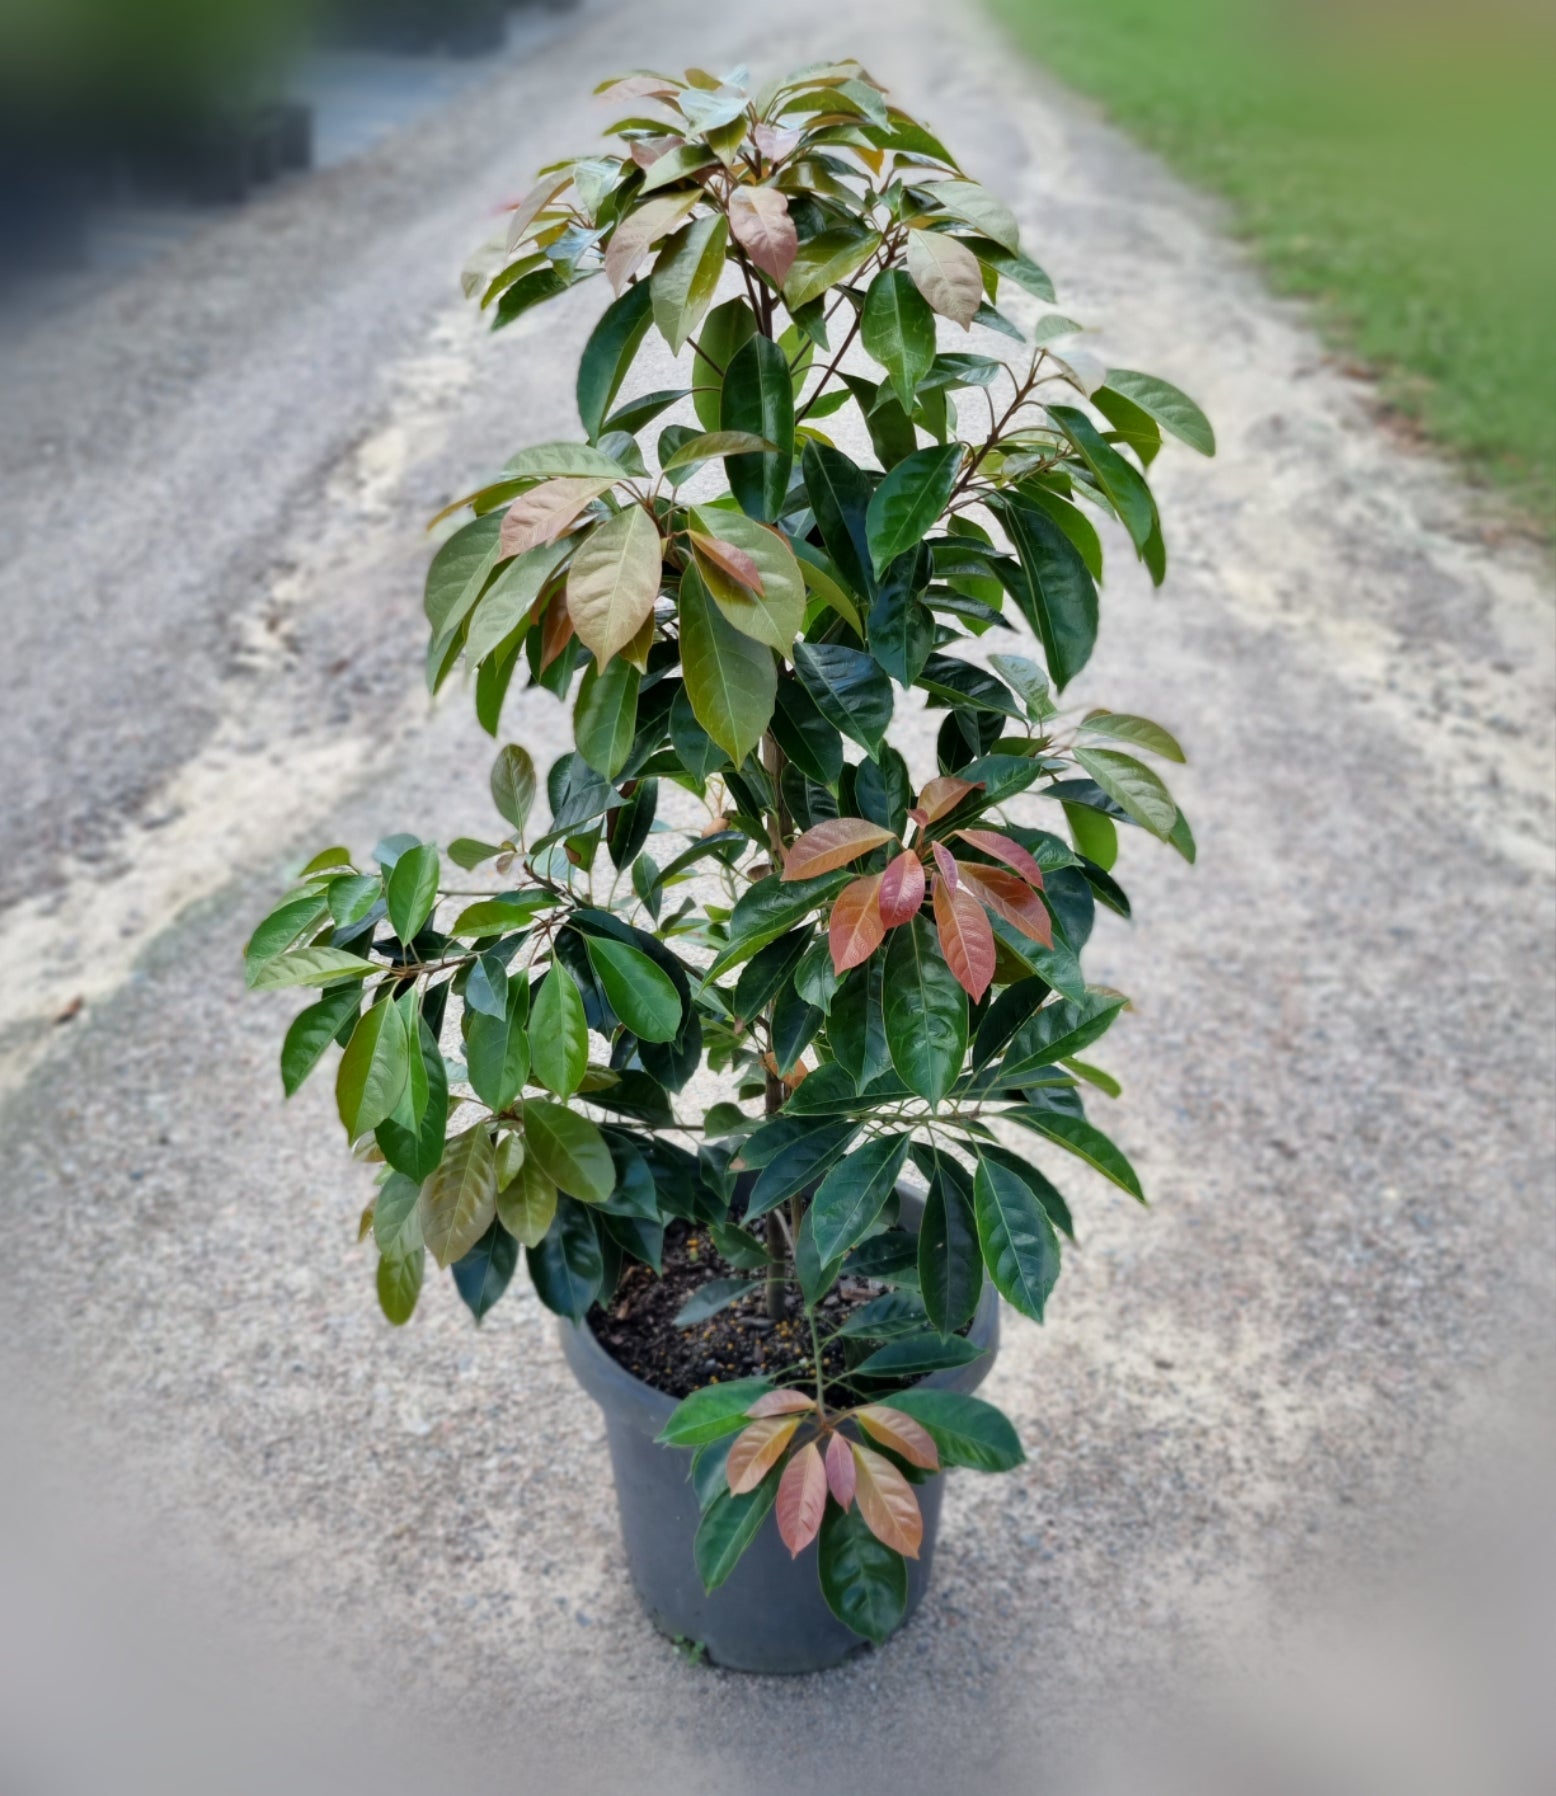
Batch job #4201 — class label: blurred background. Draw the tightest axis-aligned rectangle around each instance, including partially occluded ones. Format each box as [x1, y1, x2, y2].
[0, 2, 1551, 1793]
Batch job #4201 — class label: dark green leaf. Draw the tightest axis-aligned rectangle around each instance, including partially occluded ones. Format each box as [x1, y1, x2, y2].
[466, 978, 531, 1111]
[577, 281, 654, 441]
[720, 333, 795, 522]
[809, 1133, 910, 1264]
[865, 443, 963, 576]
[883, 916, 967, 1105]
[853, 1333, 987, 1378]
[792, 641, 893, 759]
[746, 1122, 859, 1219]
[658, 1376, 775, 1447]
[526, 1196, 604, 1319]
[695, 1473, 781, 1593]
[385, 843, 439, 944]
[674, 1277, 750, 1327]
[376, 1019, 449, 1181]
[818, 1504, 908, 1644]
[861, 268, 937, 411]
[679, 564, 777, 766]
[573, 655, 641, 780]
[883, 1390, 1025, 1471]
[998, 990, 1127, 1083]
[584, 935, 681, 1042]
[973, 1154, 1062, 1322]
[280, 983, 361, 1097]
[800, 440, 876, 603]
[452, 1217, 520, 1321]
[918, 1151, 983, 1335]
[990, 496, 1098, 692]
[1007, 1110, 1144, 1201]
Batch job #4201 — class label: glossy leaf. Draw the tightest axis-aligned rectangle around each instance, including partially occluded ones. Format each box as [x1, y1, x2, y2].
[783, 226, 880, 312]
[883, 916, 967, 1105]
[377, 1019, 449, 1181]
[784, 817, 896, 881]
[825, 1431, 857, 1509]
[651, 214, 729, 354]
[497, 1153, 558, 1247]
[526, 1196, 604, 1320]
[991, 496, 1098, 691]
[1011, 1110, 1144, 1201]
[489, 743, 537, 834]
[566, 503, 662, 666]
[726, 1415, 803, 1494]
[1073, 747, 1179, 838]
[583, 935, 681, 1042]
[1104, 369, 1215, 456]
[883, 1389, 1025, 1472]
[420, 1125, 498, 1269]
[385, 843, 439, 944]
[776, 1441, 828, 1557]
[809, 1132, 910, 1264]
[659, 1377, 775, 1447]
[877, 850, 926, 927]
[800, 441, 876, 604]
[861, 268, 937, 411]
[818, 1503, 908, 1644]
[865, 443, 963, 577]
[853, 1333, 986, 1378]
[250, 947, 376, 991]
[337, 999, 410, 1139]
[918, 1154, 983, 1335]
[973, 1154, 1062, 1321]
[689, 508, 804, 650]
[577, 281, 654, 441]
[905, 227, 983, 327]
[999, 990, 1126, 1082]
[933, 875, 996, 1002]
[854, 1405, 940, 1471]
[720, 332, 795, 522]
[829, 874, 886, 975]
[452, 1218, 519, 1322]
[376, 1248, 424, 1326]
[747, 1389, 817, 1418]
[530, 961, 589, 1098]
[955, 828, 1046, 886]
[603, 190, 699, 294]
[678, 564, 776, 765]
[728, 182, 798, 285]
[466, 979, 531, 1111]
[850, 1442, 923, 1558]
[959, 863, 1053, 947]
[573, 653, 640, 779]
[792, 641, 893, 759]
[695, 1473, 780, 1593]
[522, 1098, 615, 1203]
[280, 983, 361, 1097]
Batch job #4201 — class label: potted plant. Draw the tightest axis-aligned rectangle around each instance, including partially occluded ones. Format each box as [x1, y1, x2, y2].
[247, 57, 1212, 1673]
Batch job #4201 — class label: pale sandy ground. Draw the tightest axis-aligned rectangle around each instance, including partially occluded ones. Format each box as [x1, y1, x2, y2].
[2, 2, 1553, 1792]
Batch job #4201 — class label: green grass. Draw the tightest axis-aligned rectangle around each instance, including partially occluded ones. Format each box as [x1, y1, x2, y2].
[989, 0, 1555, 534]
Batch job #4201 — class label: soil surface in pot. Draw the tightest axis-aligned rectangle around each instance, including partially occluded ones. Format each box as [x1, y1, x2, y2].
[588, 1219, 896, 1400]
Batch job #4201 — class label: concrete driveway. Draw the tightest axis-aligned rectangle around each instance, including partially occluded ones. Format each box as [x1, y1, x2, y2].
[2, 2, 1552, 1790]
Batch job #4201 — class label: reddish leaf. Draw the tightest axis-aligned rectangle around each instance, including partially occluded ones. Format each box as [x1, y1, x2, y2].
[853, 1405, 940, 1471]
[933, 874, 996, 1002]
[930, 841, 959, 890]
[753, 123, 801, 163]
[776, 1442, 828, 1557]
[688, 528, 765, 596]
[829, 875, 885, 974]
[851, 1442, 924, 1558]
[538, 589, 575, 670]
[877, 850, 926, 927]
[783, 817, 897, 882]
[959, 863, 1054, 947]
[595, 73, 680, 104]
[747, 1389, 817, 1419]
[825, 1431, 857, 1509]
[726, 1416, 802, 1495]
[916, 775, 983, 824]
[500, 476, 613, 559]
[728, 185, 799, 287]
[955, 828, 1046, 889]
[630, 136, 684, 170]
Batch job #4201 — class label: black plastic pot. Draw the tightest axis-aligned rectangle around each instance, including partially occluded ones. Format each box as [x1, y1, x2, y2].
[558, 1195, 1000, 1674]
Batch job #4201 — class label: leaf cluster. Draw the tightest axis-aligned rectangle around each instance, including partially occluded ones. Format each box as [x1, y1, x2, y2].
[247, 56, 1211, 1639]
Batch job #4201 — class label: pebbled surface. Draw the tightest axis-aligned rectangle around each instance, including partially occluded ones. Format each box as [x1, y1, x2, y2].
[1, 2, 1551, 1792]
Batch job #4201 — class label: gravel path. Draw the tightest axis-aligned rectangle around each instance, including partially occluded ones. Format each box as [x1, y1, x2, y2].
[2, 2, 1552, 1791]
